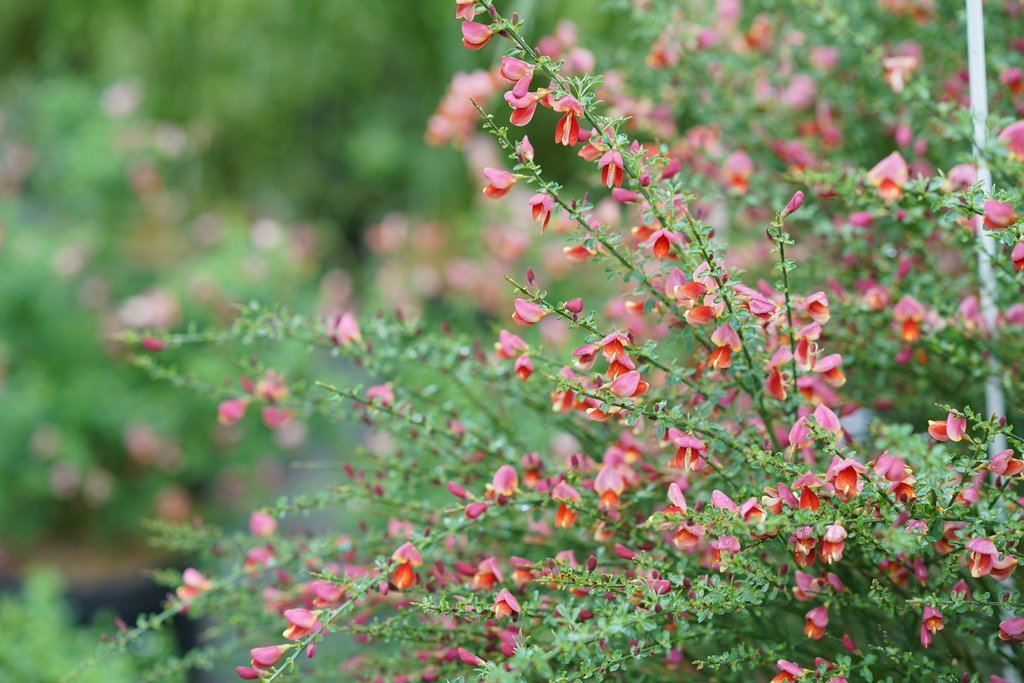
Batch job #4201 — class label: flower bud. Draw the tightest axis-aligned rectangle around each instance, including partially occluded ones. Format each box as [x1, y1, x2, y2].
[781, 190, 804, 217]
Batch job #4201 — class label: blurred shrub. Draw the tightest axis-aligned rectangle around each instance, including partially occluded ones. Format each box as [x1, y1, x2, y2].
[0, 570, 182, 683]
[0, 78, 330, 548]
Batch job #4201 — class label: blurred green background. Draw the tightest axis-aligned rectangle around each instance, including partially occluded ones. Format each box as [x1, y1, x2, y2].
[0, 1, 597, 679]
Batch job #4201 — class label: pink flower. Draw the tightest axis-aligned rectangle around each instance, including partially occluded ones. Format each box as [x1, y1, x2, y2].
[282, 608, 323, 640]
[260, 406, 292, 429]
[455, 0, 476, 20]
[920, 606, 943, 648]
[669, 433, 707, 472]
[218, 397, 249, 426]
[249, 511, 277, 537]
[989, 449, 1024, 477]
[983, 199, 1018, 230]
[176, 568, 212, 605]
[512, 298, 548, 326]
[609, 369, 648, 398]
[494, 329, 527, 359]
[998, 120, 1024, 161]
[250, 644, 289, 668]
[489, 464, 519, 497]
[893, 294, 925, 342]
[867, 151, 909, 203]
[461, 21, 493, 50]
[366, 383, 394, 406]
[594, 464, 626, 509]
[329, 312, 362, 346]
[499, 56, 533, 81]
[482, 167, 518, 199]
[999, 616, 1024, 643]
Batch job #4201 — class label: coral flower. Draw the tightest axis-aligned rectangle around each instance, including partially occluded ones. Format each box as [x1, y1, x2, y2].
[722, 150, 753, 193]
[803, 605, 828, 639]
[802, 291, 830, 325]
[594, 464, 626, 509]
[669, 433, 708, 471]
[493, 588, 521, 620]
[867, 151, 909, 203]
[820, 523, 847, 565]
[965, 538, 1018, 580]
[482, 167, 518, 198]
[927, 412, 966, 442]
[513, 353, 533, 380]
[598, 150, 624, 188]
[282, 608, 322, 640]
[494, 329, 527, 359]
[391, 542, 423, 590]
[553, 96, 584, 146]
[552, 481, 581, 528]
[647, 229, 683, 259]
[826, 456, 866, 502]
[989, 449, 1024, 477]
[528, 192, 554, 230]
[892, 295, 925, 342]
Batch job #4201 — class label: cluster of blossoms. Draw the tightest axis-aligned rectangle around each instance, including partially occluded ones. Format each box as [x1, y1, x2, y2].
[83, 1, 1024, 682]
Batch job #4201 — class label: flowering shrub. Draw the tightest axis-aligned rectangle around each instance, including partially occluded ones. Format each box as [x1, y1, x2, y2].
[76, 1, 1024, 681]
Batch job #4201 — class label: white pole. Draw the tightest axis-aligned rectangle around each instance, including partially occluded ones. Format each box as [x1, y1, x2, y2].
[965, 9, 1016, 683]
[965, 0, 1008, 457]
